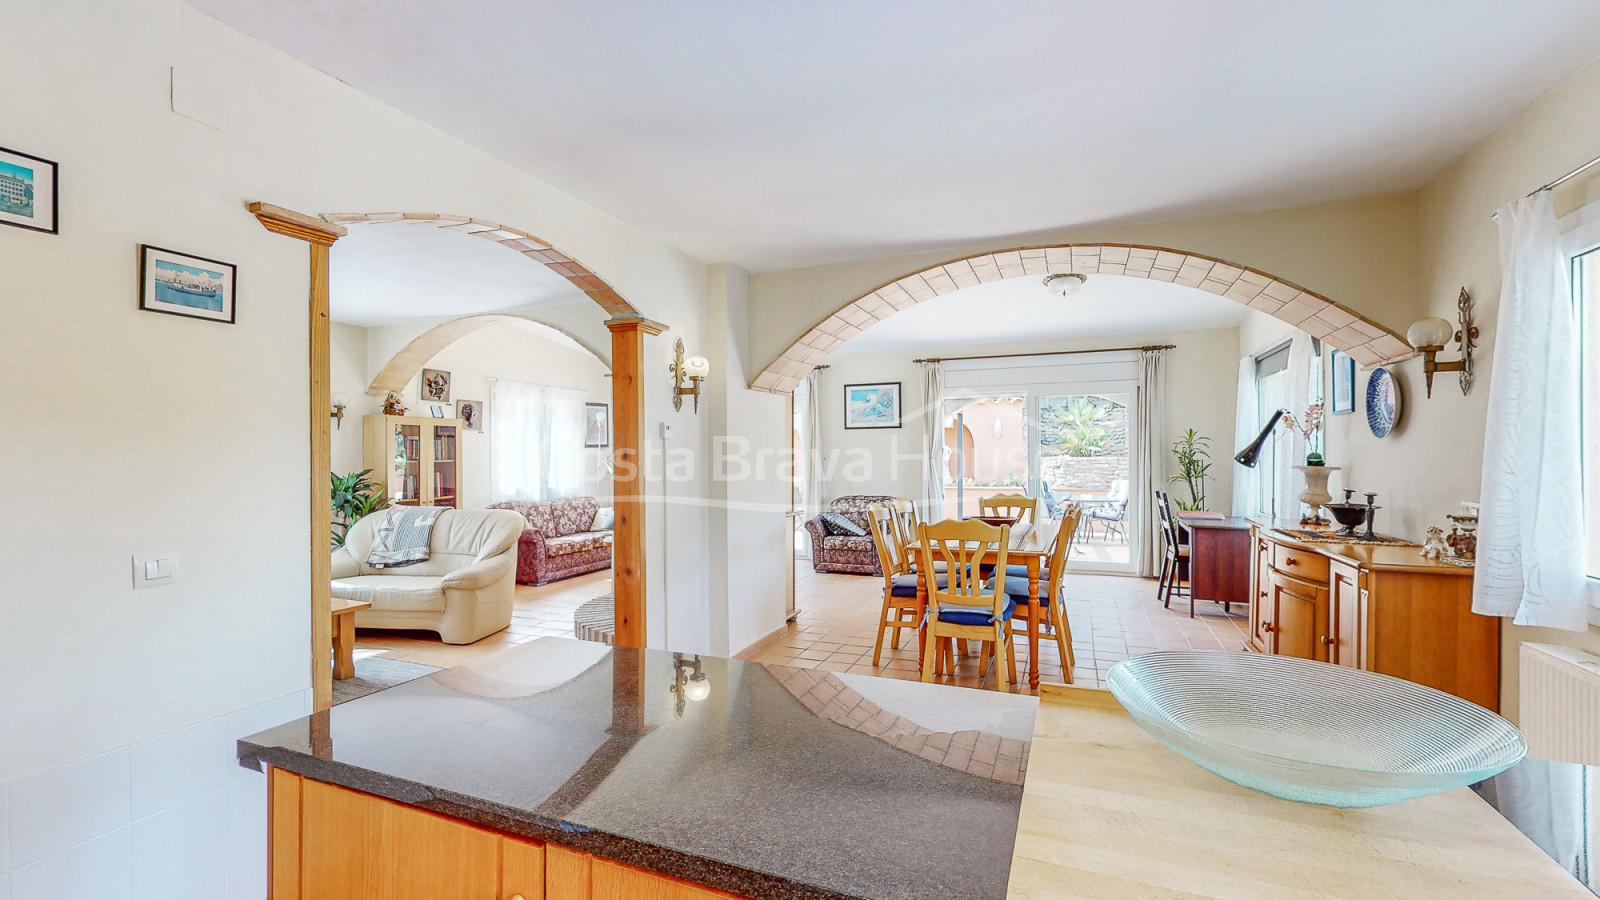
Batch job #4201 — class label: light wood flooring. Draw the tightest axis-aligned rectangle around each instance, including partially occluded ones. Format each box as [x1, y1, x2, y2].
[353, 565, 1248, 695]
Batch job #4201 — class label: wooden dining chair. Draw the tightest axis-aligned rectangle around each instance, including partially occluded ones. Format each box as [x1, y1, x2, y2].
[917, 519, 1018, 691]
[978, 492, 1038, 525]
[866, 505, 926, 666]
[1155, 491, 1192, 613]
[990, 505, 1083, 682]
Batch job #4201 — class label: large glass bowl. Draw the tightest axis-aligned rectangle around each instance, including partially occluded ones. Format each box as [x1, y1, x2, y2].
[1106, 651, 1525, 808]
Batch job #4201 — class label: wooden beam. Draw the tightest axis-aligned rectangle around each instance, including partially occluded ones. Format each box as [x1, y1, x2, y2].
[252, 201, 340, 712]
[605, 316, 665, 648]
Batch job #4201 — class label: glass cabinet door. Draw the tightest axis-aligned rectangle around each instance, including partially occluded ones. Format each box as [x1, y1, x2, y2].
[390, 422, 422, 504]
[431, 424, 458, 508]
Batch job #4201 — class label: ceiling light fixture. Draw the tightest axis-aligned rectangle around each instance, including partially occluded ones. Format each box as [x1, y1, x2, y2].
[1043, 273, 1087, 298]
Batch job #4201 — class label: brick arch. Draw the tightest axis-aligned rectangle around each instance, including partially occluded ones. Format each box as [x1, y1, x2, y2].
[366, 314, 608, 396]
[322, 212, 639, 317]
[749, 244, 1414, 393]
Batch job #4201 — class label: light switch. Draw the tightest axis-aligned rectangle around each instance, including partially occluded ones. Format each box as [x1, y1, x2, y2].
[133, 555, 178, 590]
[660, 422, 673, 440]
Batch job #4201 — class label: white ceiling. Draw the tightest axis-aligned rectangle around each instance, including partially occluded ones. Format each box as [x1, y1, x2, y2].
[194, 1, 1600, 271]
[329, 225, 588, 326]
[833, 275, 1250, 354]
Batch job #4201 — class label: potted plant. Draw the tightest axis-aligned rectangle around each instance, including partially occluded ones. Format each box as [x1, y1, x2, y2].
[1168, 430, 1211, 511]
[331, 469, 393, 548]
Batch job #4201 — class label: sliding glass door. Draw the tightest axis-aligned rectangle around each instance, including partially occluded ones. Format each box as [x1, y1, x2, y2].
[1031, 387, 1137, 573]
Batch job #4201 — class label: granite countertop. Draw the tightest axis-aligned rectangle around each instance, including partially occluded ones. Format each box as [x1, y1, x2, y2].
[238, 637, 1038, 900]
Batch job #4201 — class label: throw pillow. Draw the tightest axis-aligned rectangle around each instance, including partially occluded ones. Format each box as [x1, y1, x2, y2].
[818, 512, 867, 537]
[592, 506, 615, 531]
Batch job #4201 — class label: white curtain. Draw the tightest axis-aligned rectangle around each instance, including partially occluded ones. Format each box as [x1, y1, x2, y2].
[1232, 356, 1261, 517]
[1132, 348, 1167, 577]
[1274, 331, 1313, 520]
[490, 380, 545, 502]
[543, 386, 586, 500]
[1475, 191, 1588, 630]
[918, 361, 945, 522]
[489, 381, 586, 503]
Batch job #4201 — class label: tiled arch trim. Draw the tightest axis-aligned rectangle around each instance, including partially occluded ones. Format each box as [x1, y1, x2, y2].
[750, 244, 1415, 393]
[365, 313, 608, 396]
[322, 212, 639, 316]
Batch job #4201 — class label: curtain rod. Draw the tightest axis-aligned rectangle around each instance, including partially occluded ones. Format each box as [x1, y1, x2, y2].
[912, 344, 1175, 364]
[1489, 150, 1600, 219]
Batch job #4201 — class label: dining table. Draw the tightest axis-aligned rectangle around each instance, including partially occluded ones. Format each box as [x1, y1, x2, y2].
[907, 518, 1061, 690]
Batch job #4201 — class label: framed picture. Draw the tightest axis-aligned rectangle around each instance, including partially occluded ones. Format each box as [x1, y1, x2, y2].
[1330, 349, 1356, 415]
[844, 382, 902, 429]
[421, 368, 451, 403]
[0, 145, 58, 234]
[430, 404, 446, 418]
[585, 403, 610, 447]
[456, 399, 482, 431]
[138, 245, 236, 324]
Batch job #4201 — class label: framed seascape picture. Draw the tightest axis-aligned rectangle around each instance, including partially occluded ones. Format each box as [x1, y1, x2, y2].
[844, 382, 901, 429]
[585, 403, 610, 447]
[421, 368, 451, 403]
[138, 245, 236, 324]
[0, 145, 58, 234]
[456, 399, 482, 431]
[1330, 349, 1356, 415]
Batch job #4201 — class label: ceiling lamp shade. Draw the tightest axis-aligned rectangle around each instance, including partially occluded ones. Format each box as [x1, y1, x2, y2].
[1042, 273, 1087, 298]
[1406, 316, 1454, 349]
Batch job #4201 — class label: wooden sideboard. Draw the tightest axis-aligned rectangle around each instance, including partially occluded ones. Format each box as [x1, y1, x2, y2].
[1247, 523, 1500, 711]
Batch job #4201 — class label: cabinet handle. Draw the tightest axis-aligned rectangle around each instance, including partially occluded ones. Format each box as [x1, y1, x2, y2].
[510, 895, 525, 900]
[1261, 624, 1275, 633]
[1283, 557, 1299, 566]
[1319, 636, 1334, 646]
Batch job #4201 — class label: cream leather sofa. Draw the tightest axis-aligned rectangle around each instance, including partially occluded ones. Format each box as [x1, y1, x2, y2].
[331, 508, 524, 644]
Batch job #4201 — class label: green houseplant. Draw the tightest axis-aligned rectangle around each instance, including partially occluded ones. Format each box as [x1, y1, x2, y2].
[331, 469, 393, 548]
[1168, 430, 1212, 511]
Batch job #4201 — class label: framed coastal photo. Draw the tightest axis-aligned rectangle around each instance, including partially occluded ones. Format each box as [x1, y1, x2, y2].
[421, 368, 451, 403]
[844, 382, 901, 429]
[456, 399, 482, 432]
[0, 145, 58, 234]
[585, 402, 610, 447]
[1330, 349, 1356, 415]
[138, 245, 236, 323]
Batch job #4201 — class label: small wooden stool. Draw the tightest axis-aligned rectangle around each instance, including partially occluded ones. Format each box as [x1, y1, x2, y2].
[331, 597, 372, 680]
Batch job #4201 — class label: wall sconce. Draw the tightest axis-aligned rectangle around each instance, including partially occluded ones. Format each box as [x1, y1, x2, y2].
[670, 338, 710, 412]
[670, 652, 711, 716]
[1406, 288, 1479, 398]
[330, 391, 350, 429]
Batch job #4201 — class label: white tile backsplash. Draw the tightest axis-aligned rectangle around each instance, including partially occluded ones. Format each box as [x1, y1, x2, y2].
[10, 827, 131, 900]
[0, 783, 9, 871]
[9, 748, 130, 867]
[131, 788, 226, 898]
[0, 871, 9, 900]
[224, 774, 266, 859]
[131, 719, 228, 820]
[225, 846, 266, 900]
[224, 691, 308, 784]
[149, 862, 226, 900]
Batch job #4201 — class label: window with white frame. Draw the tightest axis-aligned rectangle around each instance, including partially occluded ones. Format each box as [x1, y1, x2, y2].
[1566, 203, 1600, 581]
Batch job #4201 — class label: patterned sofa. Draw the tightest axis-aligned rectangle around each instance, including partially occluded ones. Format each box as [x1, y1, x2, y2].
[488, 497, 613, 585]
[804, 495, 899, 575]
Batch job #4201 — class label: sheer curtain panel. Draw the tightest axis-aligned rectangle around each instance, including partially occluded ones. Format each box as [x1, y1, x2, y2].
[1232, 356, 1261, 517]
[490, 380, 545, 502]
[1132, 348, 1168, 577]
[543, 386, 586, 499]
[919, 362, 945, 522]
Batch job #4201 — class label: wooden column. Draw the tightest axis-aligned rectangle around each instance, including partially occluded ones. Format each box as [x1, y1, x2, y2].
[250, 202, 347, 711]
[605, 316, 666, 649]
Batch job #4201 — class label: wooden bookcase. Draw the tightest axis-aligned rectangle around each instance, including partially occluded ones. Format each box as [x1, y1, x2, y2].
[363, 415, 464, 509]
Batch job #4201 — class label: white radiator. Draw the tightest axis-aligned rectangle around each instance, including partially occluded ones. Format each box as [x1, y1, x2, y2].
[1520, 642, 1600, 766]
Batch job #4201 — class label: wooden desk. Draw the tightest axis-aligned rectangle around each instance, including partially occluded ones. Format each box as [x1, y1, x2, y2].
[330, 597, 371, 680]
[1176, 514, 1252, 611]
[1008, 685, 1589, 899]
[908, 520, 1060, 690]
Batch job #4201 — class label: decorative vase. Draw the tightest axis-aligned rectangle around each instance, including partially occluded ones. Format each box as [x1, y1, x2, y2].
[1294, 465, 1341, 527]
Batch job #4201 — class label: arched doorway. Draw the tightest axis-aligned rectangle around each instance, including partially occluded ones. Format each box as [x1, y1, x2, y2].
[365, 314, 610, 397]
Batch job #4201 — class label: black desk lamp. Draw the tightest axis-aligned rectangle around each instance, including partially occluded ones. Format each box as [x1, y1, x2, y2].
[1235, 409, 1287, 467]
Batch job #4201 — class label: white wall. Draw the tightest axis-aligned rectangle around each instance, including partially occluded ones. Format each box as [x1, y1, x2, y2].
[1, 0, 712, 895]
[346, 320, 614, 508]
[330, 321, 369, 476]
[815, 326, 1245, 512]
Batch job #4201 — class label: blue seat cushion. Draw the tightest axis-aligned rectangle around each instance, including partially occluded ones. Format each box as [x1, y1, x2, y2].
[985, 568, 1052, 600]
[888, 573, 947, 598]
[928, 594, 1017, 626]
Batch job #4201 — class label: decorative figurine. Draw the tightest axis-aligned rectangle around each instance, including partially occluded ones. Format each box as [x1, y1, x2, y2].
[1419, 526, 1448, 560]
[1445, 514, 1478, 560]
[383, 391, 407, 415]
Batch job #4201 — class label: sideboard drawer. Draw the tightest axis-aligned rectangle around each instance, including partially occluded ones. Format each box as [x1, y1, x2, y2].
[1271, 543, 1329, 581]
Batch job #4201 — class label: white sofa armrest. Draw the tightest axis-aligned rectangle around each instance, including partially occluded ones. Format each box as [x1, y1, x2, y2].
[441, 554, 514, 592]
[330, 547, 361, 580]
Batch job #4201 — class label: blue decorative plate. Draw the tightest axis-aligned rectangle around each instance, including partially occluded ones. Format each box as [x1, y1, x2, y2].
[1366, 366, 1400, 438]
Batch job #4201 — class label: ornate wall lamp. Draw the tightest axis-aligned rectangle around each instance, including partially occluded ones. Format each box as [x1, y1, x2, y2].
[1406, 288, 1479, 398]
[670, 338, 711, 412]
[330, 391, 350, 429]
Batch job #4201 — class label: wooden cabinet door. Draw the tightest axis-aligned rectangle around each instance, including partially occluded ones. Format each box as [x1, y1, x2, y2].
[1329, 562, 1364, 669]
[1248, 534, 1274, 652]
[298, 777, 501, 900]
[1269, 572, 1327, 661]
